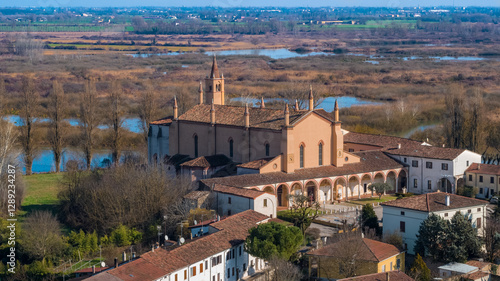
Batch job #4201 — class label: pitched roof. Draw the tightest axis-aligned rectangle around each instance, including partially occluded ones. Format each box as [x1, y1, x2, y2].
[183, 191, 210, 200]
[178, 104, 332, 131]
[201, 151, 404, 188]
[308, 238, 401, 262]
[382, 192, 487, 212]
[338, 271, 414, 281]
[86, 210, 269, 281]
[466, 163, 500, 176]
[466, 260, 492, 271]
[463, 271, 490, 280]
[180, 154, 231, 168]
[344, 131, 426, 150]
[213, 183, 268, 199]
[164, 154, 191, 167]
[237, 157, 274, 170]
[150, 116, 173, 125]
[385, 145, 466, 160]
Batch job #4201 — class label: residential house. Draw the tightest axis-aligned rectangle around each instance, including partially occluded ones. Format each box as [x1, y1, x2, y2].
[439, 262, 479, 278]
[465, 163, 500, 199]
[307, 238, 405, 280]
[85, 210, 272, 281]
[382, 192, 488, 254]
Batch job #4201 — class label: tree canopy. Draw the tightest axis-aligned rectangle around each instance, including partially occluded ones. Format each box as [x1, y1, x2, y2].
[361, 204, 381, 235]
[368, 183, 391, 199]
[414, 212, 481, 262]
[409, 254, 431, 281]
[244, 221, 303, 261]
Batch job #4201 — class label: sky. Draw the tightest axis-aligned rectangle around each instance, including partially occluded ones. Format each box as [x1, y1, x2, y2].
[3, 0, 500, 7]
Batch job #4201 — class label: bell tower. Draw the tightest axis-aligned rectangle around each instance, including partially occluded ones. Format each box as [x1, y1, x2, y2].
[205, 55, 225, 105]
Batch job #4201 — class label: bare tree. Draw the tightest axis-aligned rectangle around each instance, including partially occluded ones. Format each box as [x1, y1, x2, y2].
[14, 34, 44, 62]
[21, 211, 65, 261]
[138, 81, 158, 143]
[0, 78, 5, 116]
[467, 89, 484, 152]
[267, 256, 303, 281]
[19, 74, 39, 175]
[107, 80, 124, 165]
[288, 194, 320, 236]
[47, 80, 66, 173]
[325, 231, 371, 278]
[80, 78, 99, 170]
[0, 120, 25, 214]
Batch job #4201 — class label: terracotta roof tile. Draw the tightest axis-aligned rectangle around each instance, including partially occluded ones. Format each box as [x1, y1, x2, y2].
[164, 154, 191, 167]
[87, 210, 269, 281]
[213, 184, 268, 199]
[308, 238, 401, 262]
[466, 260, 492, 270]
[201, 151, 404, 188]
[466, 163, 500, 176]
[150, 116, 173, 125]
[237, 157, 274, 170]
[382, 192, 488, 212]
[344, 131, 425, 151]
[180, 154, 231, 168]
[183, 191, 210, 200]
[338, 271, 414, 281]
[178, 104, 331, 131]
[385, 145, 466, 160]
[463, 271, 490, 280]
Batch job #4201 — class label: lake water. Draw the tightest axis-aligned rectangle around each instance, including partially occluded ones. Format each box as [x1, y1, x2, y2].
[230, 96, 382, 112]
[3, 116, 144, 134]
[18, 148, 140, 174]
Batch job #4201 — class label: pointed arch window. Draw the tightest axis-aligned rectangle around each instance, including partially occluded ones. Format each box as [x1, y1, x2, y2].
[229, 138, 234, 158]
[300, 144, 305, 168]
[157, 127, 163, 138]
[265, 143, 270, 157]
[194, 134, 199, 158]
[318, 142, 323, 166]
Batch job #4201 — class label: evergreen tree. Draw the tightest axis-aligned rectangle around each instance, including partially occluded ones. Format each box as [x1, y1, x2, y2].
[244, 222, 303, 261]
[450, 212, 481, 261]
[361, 204, 381, 235]
[409, 254, 431, 281]
[414, 213, 449, 260]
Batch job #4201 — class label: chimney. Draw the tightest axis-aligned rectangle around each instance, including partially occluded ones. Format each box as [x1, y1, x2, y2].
[244, 104, 250, 129]
[397, 143, 401, 149]
[308, 85, 314, 111]
[173, 96, 178, 120]
[92, 265, 95, 274]
[284, 104, 290, 127]
[295, 99, 299, 111]
[210, 99, 215, 125]
[114, 258, 118, 268]
[122, 252, 127, 262]
[478, 164, 481, 170]
[198, 81, 203, 105]
[445, 195, 450, 206]
[260, 97, 265, 108]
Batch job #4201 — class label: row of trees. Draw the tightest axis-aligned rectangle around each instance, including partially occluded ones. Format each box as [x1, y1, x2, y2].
[0, 75, 169, 174]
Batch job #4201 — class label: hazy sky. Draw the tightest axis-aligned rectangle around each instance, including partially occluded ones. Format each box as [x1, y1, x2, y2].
[3, 0, 500, 7]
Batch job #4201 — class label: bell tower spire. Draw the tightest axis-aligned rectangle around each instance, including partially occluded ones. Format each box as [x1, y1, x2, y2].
[198, 81, 204, 105]
[308, 85, 314, 111]
[205, 55, 225, 105]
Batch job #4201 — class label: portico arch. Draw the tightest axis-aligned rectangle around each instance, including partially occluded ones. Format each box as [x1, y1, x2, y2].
[360, 174, 372, 195]
[319, 179, 333, 203]
[305, 181, 318, 203]
[440, 178, 453, 193]
[386, 171, 397, 193]
[398, 170, 407, 192]
[263, 185, 275, 194]
[291, 182, 302, 196]
[348, 175, 361, 199]
[277, 184, 289, 207]
[334, 177, 346, 201]
[374, 172, 385, 183]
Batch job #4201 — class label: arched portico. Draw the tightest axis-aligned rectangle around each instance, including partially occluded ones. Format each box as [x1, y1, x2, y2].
[386, 171, 397, 193]
[398, 170, 407, 192]
[277, 184, 289, 207]
[374, 172, 385, 183]
[305, 181, 318, 203]
[361, 174, 372, 196]
[348, 175, 361, 200]
[334, 177, 346, 201]
[263, 185, 274, 194]
[319, 179, 333, 203]
[440, 178, 453, 193]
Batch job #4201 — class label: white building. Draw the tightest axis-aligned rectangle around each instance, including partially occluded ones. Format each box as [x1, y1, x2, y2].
[86, 210, 271, 281]
[212, 183, 277, 218]
[148, 117, 172, 164]
[386, 146, 481, 194]
[382, 192, 487, 255]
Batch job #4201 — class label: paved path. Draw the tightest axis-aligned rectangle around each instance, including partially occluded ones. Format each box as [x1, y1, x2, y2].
[314, 203, 384, 226]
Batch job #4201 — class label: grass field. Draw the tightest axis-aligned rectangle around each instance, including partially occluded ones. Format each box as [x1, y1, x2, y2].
[348, 195, 399, 205]
[21, 173, 64, 216]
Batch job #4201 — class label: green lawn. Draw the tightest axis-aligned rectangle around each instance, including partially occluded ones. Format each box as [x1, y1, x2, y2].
[21, 173, 64, 216]
[348, 195, 399, 206]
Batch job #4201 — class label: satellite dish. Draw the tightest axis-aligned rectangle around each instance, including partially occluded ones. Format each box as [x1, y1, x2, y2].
[164, 235, 169, 241]
[179, 237, 185, 244]
[101, 262, 106, 268]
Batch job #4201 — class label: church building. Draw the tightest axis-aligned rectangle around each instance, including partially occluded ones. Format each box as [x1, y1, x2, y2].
[148, 57, 479, 216]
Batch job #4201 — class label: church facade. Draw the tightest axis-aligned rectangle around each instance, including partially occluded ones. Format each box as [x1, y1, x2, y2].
[148, 57, 480, 215]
